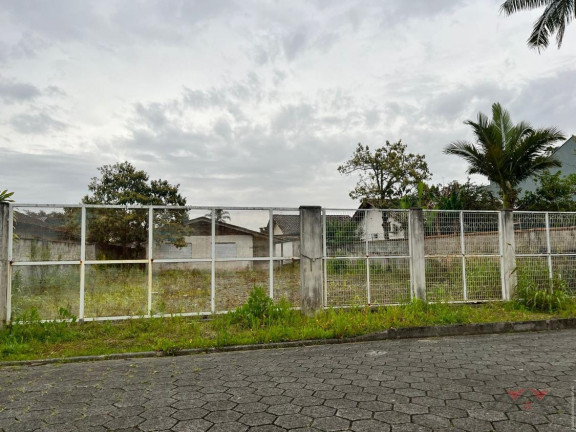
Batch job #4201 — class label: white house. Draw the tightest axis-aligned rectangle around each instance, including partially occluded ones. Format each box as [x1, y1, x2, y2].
[352, 203, 406, 241]
[156, 217, 270, 270]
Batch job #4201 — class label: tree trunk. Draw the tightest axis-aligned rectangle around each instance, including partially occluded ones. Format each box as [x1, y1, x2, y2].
[381, 210, 389, 240]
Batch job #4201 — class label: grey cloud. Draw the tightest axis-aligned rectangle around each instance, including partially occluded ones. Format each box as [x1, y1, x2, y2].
[509, 68, 576, 133]
[0, 32, 49, 63]
[0, 80, 41, 103]
[2, 0, 237, 54]
[10, 112, 67, 134]
[0, 149, 99, 203]
[45, 86, 66, 97]
[271, 103, 315, 134]
[378, 0, 468, 25]
[134, 102, 172, 130]
[104, 80, 383, 206]
[426, 82, 517, 124]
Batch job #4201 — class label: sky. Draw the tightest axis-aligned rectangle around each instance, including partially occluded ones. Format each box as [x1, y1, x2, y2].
[1, 0, 576, 209]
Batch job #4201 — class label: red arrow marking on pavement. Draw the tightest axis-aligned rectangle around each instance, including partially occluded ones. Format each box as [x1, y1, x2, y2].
[530, 389, 548, 401]
[507, 389, 526, 401]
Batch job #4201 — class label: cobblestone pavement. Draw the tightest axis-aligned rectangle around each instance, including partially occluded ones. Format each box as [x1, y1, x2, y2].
[0, 330, 575, 432]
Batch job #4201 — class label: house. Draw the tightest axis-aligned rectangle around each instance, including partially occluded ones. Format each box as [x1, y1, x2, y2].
[268, 214, 354, 260]
[269, 214, 301, 260]
[352, 202, 406, 241]
[488, 135, 576, 196]
[12, 210, 96, 261]
[157, 217, 270, 270]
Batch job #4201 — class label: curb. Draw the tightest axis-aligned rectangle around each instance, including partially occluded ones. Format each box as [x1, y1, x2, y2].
[2, 317, 576, 367]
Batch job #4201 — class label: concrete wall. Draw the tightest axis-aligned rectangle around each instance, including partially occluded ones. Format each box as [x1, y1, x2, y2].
[12, 238, 96, 262]
[423, 226, 576, 256]
[155, 234, 264, 271]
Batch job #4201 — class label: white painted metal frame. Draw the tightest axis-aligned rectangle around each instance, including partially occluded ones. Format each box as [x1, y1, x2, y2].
[6, 204, 301, 322]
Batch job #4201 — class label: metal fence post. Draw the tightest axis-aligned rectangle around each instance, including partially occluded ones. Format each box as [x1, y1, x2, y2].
[365, 210, 370, 305]
[409, 208, 426, 301]
[322, 209, 328, 307]
[147, 207, 153, 316]
[300, 206, 323, 315]
[211, 208, 216, 313]
[545, 212, 553, 283]
[269, 209, 274, 299]
[79, 206, 86, 320]
[0, 203, 9, 326]
[459, 211, 468, 301]
[501, 210, 517, 300]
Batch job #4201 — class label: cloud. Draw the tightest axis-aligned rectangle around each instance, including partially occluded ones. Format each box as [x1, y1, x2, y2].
[0, 79, 41, 103]
[10, 112, 68, 134]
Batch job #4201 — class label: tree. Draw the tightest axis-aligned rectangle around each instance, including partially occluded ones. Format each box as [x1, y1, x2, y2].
[79, 162, 188, 258]
[338, 141, 430, 207]
[338, 140, 430, 239]
[431, 180, 500, 211]
[205, 209, 231, 223]
[0, 189, 14, 203]
[518, 170, 576, 211]
[444, 103, 564, 209]
[501, 0, 576, 50]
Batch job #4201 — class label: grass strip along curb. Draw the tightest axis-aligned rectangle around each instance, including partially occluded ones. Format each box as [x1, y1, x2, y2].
[3, 317, 575, 367]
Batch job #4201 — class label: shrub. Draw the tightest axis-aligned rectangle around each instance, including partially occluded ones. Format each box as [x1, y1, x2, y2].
[514, 276, 570, 312]
[229, 285, 294, 329]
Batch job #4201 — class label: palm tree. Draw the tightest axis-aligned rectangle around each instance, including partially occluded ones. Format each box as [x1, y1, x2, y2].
[206, 209, 231, 223]
[444, 103, 565, 209]
[501, 0, 576, 50]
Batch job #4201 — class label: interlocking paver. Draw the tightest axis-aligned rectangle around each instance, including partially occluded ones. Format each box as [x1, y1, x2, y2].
[311, 416, 350, 431]
[0, 329, 574, 431]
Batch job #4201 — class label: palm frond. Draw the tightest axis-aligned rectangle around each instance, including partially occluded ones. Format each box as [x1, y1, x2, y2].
[501, 0, 551, 14]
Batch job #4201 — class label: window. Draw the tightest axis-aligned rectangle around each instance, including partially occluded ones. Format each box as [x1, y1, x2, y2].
[215, 242, 237, 258]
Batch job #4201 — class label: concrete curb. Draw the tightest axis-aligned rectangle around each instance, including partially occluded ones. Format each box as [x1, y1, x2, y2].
[2, 317, 576, 367]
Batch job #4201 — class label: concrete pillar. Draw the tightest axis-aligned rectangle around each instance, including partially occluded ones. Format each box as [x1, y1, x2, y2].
[501, 210, 517, 300]
[409, 208, 426, 301]
[0, 203, 9, 325]
[300, 206, 323, 315]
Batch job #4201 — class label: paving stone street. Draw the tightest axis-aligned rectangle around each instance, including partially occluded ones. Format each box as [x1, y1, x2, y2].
[0, 329, 575, 432]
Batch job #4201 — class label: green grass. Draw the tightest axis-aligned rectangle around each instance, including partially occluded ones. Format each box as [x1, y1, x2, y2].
[2, 287, 575, 362]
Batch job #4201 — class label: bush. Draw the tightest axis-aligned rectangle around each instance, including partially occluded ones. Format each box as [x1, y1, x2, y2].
[229, 285, 294, 329]
[514, 276, 570, 312]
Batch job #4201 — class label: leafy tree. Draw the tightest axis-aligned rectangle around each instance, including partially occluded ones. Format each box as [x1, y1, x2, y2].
[444, 103, 564, 209]
[338, 141, 430, 207]
[0, 189, 14, 203]
[518, 170, 576, 211]
[501, 0, 576, 50]
[77, 162, 188, 258]
[431, 180, 500, 211]
[325, 218, 362, 256]
[338, 141, 430, 239]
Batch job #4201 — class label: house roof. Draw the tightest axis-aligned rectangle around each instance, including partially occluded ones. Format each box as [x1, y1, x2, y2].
[273, 214, 352, 236]
[186, 216, 269, 239]
[273, 215, 300, 236]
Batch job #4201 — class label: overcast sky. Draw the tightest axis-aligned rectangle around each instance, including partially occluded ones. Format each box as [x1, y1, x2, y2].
[1, 0, 575, 209]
